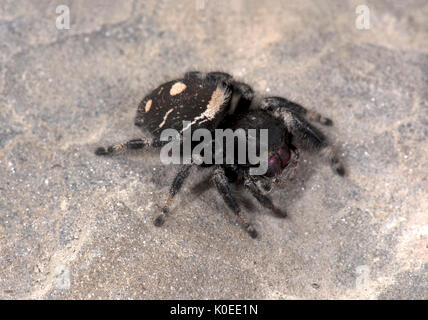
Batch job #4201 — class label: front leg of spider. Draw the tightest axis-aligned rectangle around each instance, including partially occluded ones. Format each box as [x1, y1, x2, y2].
[94, 138, 164, 156]
[243, 175, 287, 218]
[261, 97, 333, 126]
[95, 138, 148, 156]
[212, 167, 258, 238]
[154, 164, 193, 227]
[261, 97, 345, 176]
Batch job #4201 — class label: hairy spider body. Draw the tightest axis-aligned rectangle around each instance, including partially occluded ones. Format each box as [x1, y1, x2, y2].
[95, 71, 345, 238]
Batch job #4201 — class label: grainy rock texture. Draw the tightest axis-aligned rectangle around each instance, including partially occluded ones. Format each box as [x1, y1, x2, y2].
[0, 0, 427, 299]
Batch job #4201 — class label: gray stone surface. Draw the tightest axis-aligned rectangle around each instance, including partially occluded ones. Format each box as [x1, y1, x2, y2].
[0, 0, 427, 299]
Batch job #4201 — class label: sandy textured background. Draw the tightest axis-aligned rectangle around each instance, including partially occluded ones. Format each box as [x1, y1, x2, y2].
[0, 0, 427, 299]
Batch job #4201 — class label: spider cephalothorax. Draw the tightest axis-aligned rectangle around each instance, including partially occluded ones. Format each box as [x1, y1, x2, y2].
[95, 71, 345, 238]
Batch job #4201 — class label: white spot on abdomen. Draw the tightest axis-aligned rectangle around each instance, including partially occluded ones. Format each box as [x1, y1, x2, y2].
[145, 99, 152, 112]
[181, 86, 229, 132]
[159, 108, 175, 128]
[170, 82, 187, 96]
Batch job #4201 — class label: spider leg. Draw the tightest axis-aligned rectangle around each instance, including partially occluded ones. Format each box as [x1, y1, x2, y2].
[261, 97, 345, 176]
[154, 164, 193, 227]
[244, 175, 287, 217]
[206, 71, 233, 83]
[95, 138, 148, 156]
[184, 70, 233, 84]
[184, 71, 204, 80]
[212, 166, 258, 238]
[261, 97, 333, 126]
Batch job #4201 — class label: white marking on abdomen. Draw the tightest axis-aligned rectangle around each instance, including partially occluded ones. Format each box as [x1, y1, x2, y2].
[159, 108, 175, 128]
[170, 82, 187, 96]
[145, 99, 152, 112]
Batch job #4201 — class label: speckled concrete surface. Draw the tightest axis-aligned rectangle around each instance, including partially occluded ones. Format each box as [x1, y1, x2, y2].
[0, 0, 427, 299]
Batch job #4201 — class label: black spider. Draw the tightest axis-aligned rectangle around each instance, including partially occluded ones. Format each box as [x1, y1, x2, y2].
[95, 71, 345, 238]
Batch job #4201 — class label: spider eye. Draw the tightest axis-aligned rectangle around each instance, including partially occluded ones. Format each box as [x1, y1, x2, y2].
[266, 156, 281, 177]
[277, 146, 291, 167]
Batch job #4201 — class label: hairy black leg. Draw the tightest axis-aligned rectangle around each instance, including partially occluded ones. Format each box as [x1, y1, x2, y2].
[261, 97, 345, 176]
[261, 97, 333, 126]
[206, 71, 233, 83]
[320, 146, 345, 176]
[292, 114, 345, 176]
[95, 138, 164, 156]
[185, 71, 232, 83]
[95, 139, 148, 156]
[212, 167, 257, 238]
[154, 164, 193, 227]
[184, 71, 204, 80]
[284, 110, 327, 149]
[244, 176, 287, 217]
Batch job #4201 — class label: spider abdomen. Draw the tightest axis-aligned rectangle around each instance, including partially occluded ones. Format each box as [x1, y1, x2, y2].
[134, 77, 231, 136]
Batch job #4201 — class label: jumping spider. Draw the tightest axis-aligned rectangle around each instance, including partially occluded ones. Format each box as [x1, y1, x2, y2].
[95, 71, 345, 238]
